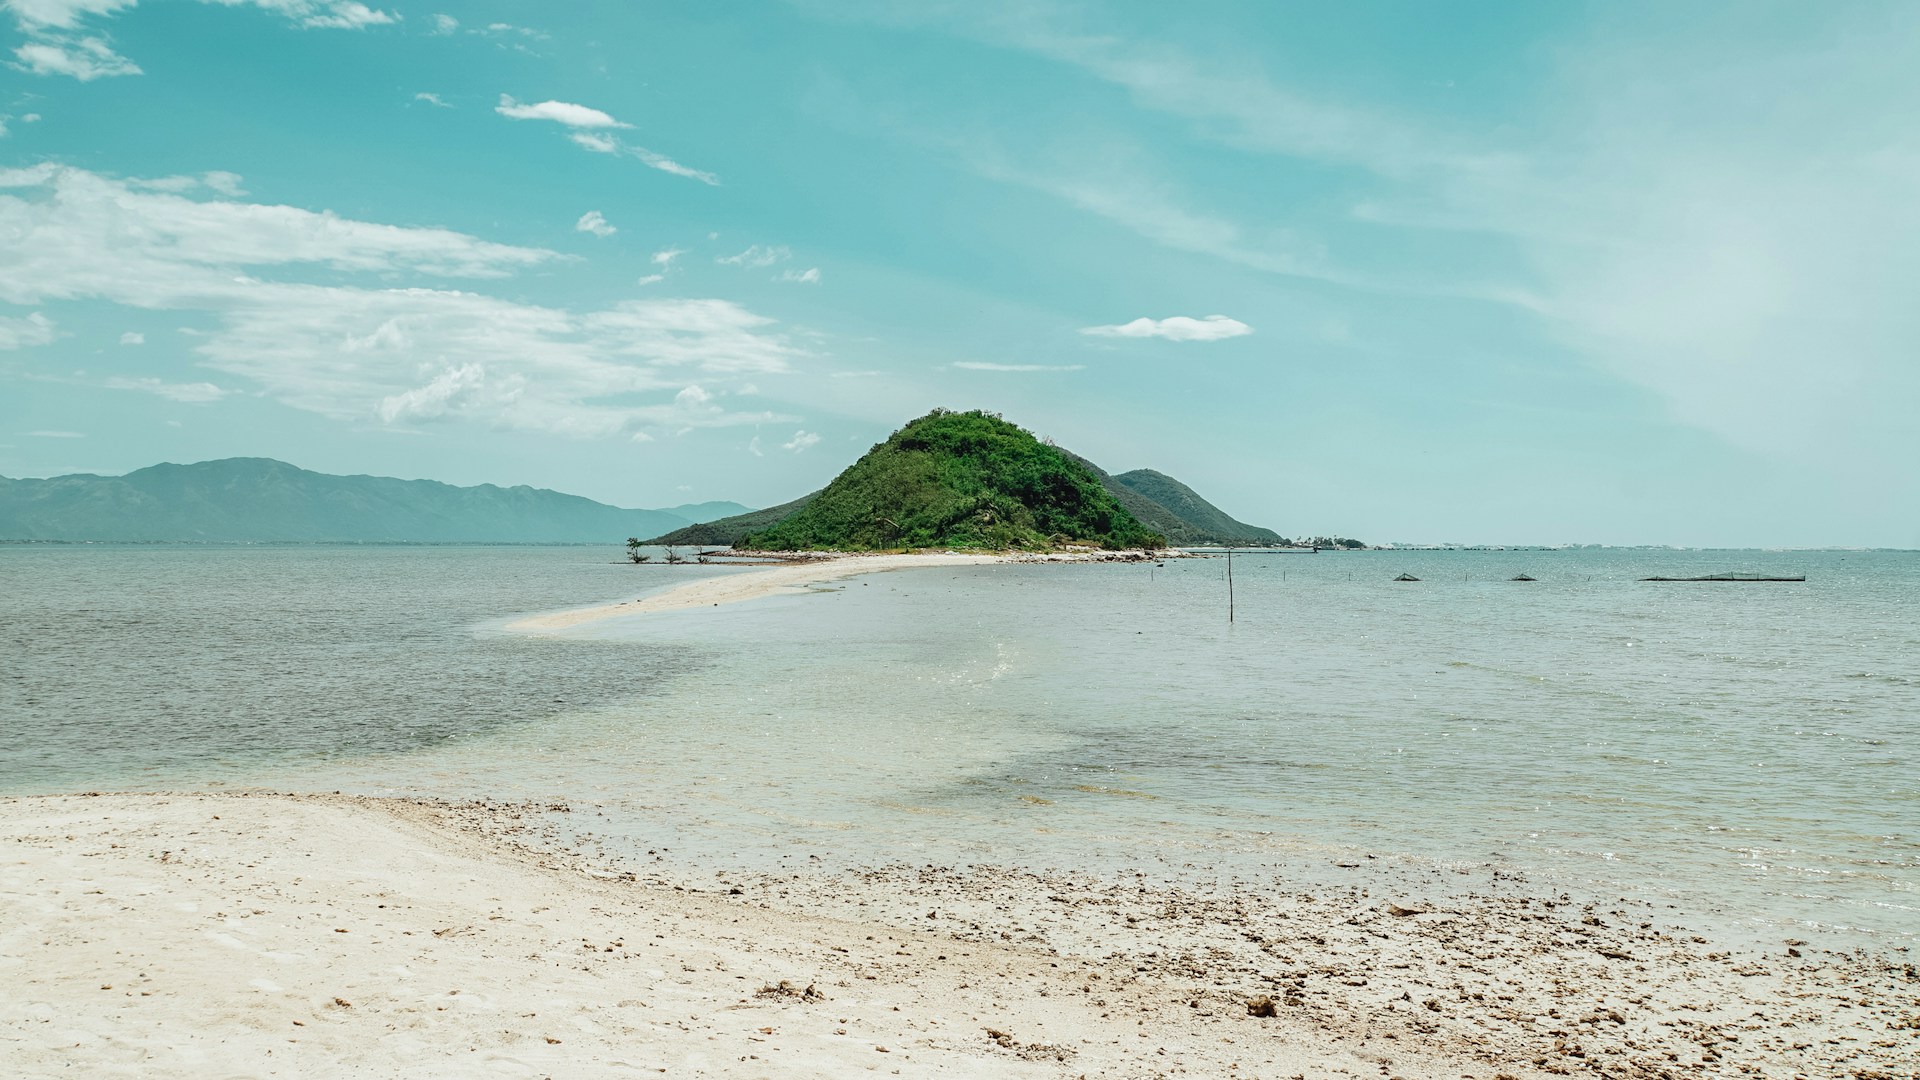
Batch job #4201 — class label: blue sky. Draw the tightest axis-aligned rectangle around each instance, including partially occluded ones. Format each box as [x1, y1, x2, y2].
[1, 1, 1915, 546]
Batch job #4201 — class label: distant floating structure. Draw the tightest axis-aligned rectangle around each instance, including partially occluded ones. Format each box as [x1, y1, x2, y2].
[1640, 573, 1806, 583]
[1511, 574, 1537, 582]
[1393, 573, 1420, 582]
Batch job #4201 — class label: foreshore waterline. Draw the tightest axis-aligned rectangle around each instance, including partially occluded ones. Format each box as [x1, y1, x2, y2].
[4, 790, 1912, 1079]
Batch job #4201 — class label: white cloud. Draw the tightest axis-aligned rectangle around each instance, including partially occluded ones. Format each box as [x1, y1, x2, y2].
[25, 429, 83, 437]
[477, 21, 543, 39]
[12, 36, 140, 79]
[568, 131, 618, 154]
[781, 430, 820, 453]
[100, 375, 228, 402]
[635, 273, 663, 286]
[624, 145, 718, 185]
[651, 248, 685, 267]
[779, 267, 821, 284]
[6, 2, 398, 81]
[0, 164, 557, 284]
[718, 245, 789, 268]
[414, 91, 451, 108]
[299, 2, 393, 29]
[575, 210, 615, 238]
[952, 361, 1084, 372]
[130, 171, 245, 196]
[201, 170, 245, 196]
[925, 5, 1920, 475]
[376, 360, 480, 422]
[118, 330, 143, 345]
[747, 435, 763, 457]
[5, 2, 140, 32]
[0, 311, 56, 348]
[495, 94, 628, 129]
[498, 95, 719, 184]
[0, 166, 800, 439]
[1080, 315, 1251, 342]
[426, 12, 455, 34]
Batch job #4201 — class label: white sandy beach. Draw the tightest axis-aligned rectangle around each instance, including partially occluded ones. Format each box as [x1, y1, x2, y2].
[1, 792, 1454, 1078]
[5, 792, 1912, 1078]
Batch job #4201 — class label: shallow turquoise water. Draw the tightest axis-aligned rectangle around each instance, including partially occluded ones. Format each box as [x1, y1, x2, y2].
[2, 544, 1914, 941]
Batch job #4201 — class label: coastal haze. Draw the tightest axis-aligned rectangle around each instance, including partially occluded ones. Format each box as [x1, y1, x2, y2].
[4, 1, 1919, 1078]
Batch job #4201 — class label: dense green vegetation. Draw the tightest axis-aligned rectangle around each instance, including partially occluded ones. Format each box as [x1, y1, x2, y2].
[737, 409, 1164, 551]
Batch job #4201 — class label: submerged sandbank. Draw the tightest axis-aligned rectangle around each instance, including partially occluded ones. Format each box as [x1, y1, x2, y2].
[5, 792, 1910, 1078]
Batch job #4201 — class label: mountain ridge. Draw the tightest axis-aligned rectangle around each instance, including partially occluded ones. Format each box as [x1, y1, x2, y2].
[1111, 469, 1281, 545]
[0, 458, 730, 543]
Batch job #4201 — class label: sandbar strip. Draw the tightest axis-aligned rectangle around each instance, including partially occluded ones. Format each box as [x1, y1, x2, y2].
[505, 552, 1009, 633]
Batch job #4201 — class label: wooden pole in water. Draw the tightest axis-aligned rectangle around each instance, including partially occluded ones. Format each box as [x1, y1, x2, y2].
[1227, 547, 1235, 623]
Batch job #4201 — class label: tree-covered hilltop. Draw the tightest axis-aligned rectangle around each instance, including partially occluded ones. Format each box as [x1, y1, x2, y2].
[738, 409, 1164, 551]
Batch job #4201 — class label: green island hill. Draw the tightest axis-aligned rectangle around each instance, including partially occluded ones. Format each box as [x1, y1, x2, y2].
[740, 409, 1159, 551]
[647, 408, 1317, 551]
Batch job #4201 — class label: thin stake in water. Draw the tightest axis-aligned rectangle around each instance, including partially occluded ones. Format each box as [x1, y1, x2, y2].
[1227, 547, 1235, 623]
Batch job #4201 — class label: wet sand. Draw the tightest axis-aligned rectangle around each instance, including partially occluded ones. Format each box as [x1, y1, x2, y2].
[5, 792, 1914, 1078]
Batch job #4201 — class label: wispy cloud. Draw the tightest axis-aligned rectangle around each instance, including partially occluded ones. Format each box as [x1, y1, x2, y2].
[12, 36, 140, 80]
[898, 3, 1920, 467]
[6, 1, 399, 80]
[201, 170, 245, 196]
[1080, 315, 1250, 342]
[118, 330, 143, 345]
[952, 361, 1084, 372]
[624, 145, 717, 185]
[0, 311, 55, 349]
[25, 429, 83, 438]
[779, 267, 821, 284]
[426, 13, 457, 35]
[100, 376, 229, 402]
[651, 248, 685, 267]
[574, 210, 615, 237]
[413, 91, 450, 108]
[496, 94, 718, 184]
[718, 245, 789, 268]
[781, 430, 820, 453]
[299, 2, 393, 30]
[0, 166, 798, 439]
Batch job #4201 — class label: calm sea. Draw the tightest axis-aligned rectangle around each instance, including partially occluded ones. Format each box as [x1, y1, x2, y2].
[2, 545, 1914, 943]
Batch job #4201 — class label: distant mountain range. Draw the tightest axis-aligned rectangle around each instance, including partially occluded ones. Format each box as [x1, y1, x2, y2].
[0, 458, 751, 543]
[650, 410, 1284, 548]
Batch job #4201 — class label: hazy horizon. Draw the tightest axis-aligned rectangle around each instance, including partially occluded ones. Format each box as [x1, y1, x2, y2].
[3, 3, 1917, 548]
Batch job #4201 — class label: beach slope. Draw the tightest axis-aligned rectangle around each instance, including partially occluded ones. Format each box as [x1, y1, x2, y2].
[3, 792, 1433, 1079]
